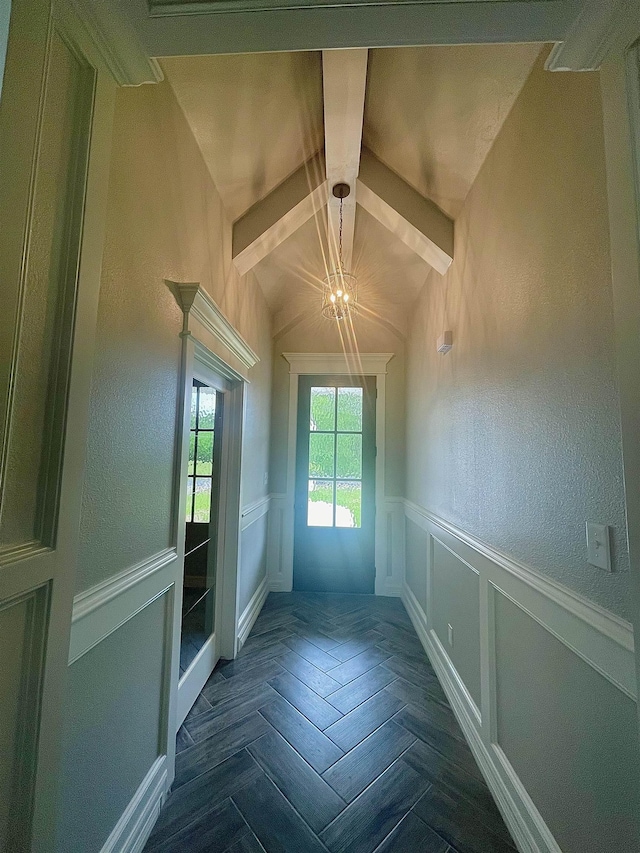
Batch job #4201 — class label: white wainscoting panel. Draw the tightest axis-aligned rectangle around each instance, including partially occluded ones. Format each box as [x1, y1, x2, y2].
[402, 499, 637, 853]
[69, 548, 178, 664]
[377, 497, 405, 596]
[237, 495, 272, 646]
[99, 755, 167, 853]
[267, 493, 292, 592]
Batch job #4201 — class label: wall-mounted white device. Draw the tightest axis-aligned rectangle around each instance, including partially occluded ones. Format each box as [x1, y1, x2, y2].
[586, 522, 612, 572]
[437, 331, 453, 354]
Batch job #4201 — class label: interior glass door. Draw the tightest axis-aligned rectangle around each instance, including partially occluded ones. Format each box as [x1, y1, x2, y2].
[293, 375, 376, 593]
[180, 379, 223, 677]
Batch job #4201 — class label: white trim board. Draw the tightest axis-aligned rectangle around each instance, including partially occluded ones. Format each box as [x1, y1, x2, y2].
[172, 282, 259, 373]
[63, 0, 163, 86]
[404, 500, 635, 699]
[545, 0, 631, 72]
[402, 582, 560, 853]
[122, 0, 579, 57]
[237, 575, 270, 649]
[69, 549, 177, 665]
[241, 495, 271, 531]
[401, 500, 638, 851]
[282, 352, 394, 376]
[99, 755, 167, 853]
[276, 352, 395, 596]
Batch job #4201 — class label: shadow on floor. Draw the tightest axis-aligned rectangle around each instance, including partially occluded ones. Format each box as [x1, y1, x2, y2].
[145, 592, 516, 853]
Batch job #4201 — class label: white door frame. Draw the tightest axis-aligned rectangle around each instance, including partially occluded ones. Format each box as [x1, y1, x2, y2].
[594, 5, 640, 727]
[173, 352, 237, 728]
[279, 352, 393, 596]
[164, 282, 257, 777]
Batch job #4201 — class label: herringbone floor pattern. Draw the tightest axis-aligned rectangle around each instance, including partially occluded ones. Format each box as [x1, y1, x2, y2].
[145, 593, 517, 853]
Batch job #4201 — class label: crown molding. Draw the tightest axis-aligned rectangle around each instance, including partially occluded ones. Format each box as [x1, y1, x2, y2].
[546, 0, 633, 71]
[64, 0, 163, 85]
[174, 282, 259, 371]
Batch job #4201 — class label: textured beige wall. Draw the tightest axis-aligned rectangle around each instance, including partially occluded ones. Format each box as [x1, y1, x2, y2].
[76, 79, 272, 594]
[64, 79, 272, 851]
[406, 58, 630, 618]
[270, 318, 405, 499]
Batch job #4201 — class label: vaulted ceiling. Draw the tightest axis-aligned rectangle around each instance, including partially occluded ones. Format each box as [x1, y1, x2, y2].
[161, 43, 541, 338]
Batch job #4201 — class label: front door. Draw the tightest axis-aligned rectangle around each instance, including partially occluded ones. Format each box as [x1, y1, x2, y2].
[293, 375, 376, 593]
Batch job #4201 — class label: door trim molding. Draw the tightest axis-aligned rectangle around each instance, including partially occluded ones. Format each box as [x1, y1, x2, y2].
[277, 352, 393, 595]
[173, 282, 260, 373]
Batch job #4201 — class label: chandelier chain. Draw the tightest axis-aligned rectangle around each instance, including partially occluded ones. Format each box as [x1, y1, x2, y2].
[338, 196, 343, 268]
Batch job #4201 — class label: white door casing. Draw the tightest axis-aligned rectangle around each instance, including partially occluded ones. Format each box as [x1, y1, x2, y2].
[278, 353, 394, 596]
[166, 282, 257, 762]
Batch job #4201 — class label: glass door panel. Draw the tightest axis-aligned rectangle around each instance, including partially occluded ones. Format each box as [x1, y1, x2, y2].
[294, 376, 375, 593]
[180, 380, 222, 677]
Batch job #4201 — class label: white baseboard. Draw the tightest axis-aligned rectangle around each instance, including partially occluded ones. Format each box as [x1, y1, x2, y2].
[268, 577, 292, 593]
[402, 582, 560, 853]
[100, 755, 167, 853]
[376, 579, 403, 597]
[237, 575, 269, 648]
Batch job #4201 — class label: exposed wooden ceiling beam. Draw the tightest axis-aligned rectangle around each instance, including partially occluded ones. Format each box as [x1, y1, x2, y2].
[232, 155, 326, 277]
[357, 148, 454, 275]
[322, 48, 368, 273]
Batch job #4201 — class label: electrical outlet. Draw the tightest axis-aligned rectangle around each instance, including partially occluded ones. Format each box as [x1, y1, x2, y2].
[447, 623, 454, 647]
[586, 523, 612, 572]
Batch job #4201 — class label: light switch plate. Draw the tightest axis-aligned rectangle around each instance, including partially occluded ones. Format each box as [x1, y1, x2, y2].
[586, 523, 611, 572]
[447, 623, 454, 647]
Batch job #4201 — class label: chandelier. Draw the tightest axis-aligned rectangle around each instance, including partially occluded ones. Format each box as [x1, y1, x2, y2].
[322, 183, 358, 320]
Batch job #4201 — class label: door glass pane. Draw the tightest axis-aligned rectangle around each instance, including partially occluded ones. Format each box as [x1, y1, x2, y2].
[337, 387, 363, 432]
[198, 386, 216, 428]
[310, 386, 336, 431]
[308, 480, 334, 526]
[190, 387, 198, 429]
[336, 433, 362, 479]
[187, 475, 194, 509]
[309, 433, 335, 478]
[195, 430, 213, 475]
[188, 432, 196, 475]
[336, 481, 361, 528]
[194, 477, 212, 523]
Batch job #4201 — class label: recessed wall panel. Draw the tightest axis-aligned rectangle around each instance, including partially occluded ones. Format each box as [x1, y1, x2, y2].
[494, 591, 640, 852]
[0, 31, 93, 550]
[405, 517, 427, 611]
[0, 587, 48, 853]
[431, 538, 481, 706]
[240, 513, 268, 614]
[56, 594, 167, 853]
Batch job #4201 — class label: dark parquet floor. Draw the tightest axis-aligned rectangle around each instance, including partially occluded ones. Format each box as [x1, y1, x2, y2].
[145, 592, 517, 853]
